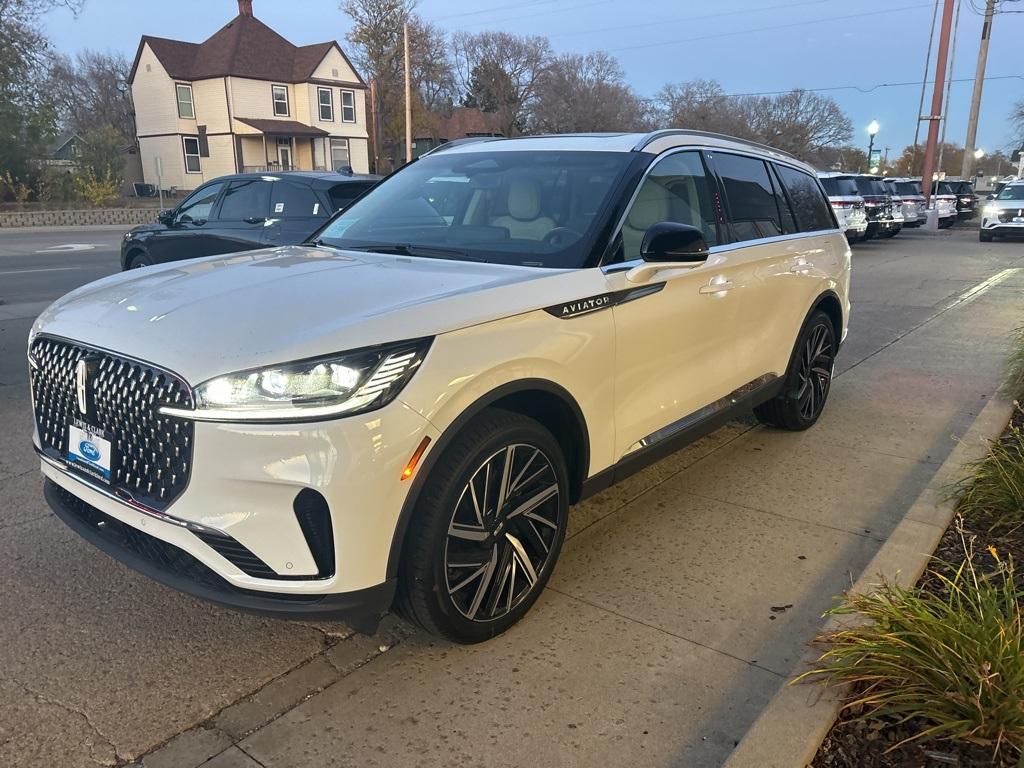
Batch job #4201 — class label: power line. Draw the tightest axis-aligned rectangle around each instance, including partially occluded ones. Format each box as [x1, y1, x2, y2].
[605, 3, 933, 54]
[723, 72, 1024, 97]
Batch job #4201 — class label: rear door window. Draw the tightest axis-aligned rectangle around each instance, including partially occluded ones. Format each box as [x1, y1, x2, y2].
[711, 152, 783, 241]
[775, 164, 835, 232]
[271, 182, 323, 218]
[218, 179, 272, 221]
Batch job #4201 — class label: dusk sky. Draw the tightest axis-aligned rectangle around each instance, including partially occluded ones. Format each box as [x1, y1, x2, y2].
[42, 0, 1024, 166]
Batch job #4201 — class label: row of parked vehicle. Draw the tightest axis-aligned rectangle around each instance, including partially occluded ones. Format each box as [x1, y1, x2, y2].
[816, 172, 978, 243]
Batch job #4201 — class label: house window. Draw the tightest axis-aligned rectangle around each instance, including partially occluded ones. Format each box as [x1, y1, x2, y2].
[272, 84, 289, 117]
[182, 136, 201, 173]
[318, 87, 334, 122]
[340, 89, 356, 123]
[330, 138, 350, 172]
[176, 84, 194, 119]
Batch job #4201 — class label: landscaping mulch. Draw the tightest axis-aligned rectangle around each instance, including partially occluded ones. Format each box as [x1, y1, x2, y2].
[811, 407, 1024, 768]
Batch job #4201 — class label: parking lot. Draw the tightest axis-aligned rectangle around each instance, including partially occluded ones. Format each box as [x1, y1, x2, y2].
[1, 225, 1022, 768]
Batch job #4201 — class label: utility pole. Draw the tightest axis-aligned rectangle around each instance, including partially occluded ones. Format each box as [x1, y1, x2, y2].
[936, 0, 961, 179]
[921, 0, 956, 218]
[404, 22, 412, 166]
[369, 79, 380, 174]
[961, 0, 997, 179]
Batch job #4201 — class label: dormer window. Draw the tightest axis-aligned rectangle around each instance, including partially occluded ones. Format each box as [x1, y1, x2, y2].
[272, 84, 289, 117]
[176, 84, 194, 119]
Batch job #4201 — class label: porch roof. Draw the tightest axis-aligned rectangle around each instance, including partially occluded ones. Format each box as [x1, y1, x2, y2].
[236, 118, 329, 137]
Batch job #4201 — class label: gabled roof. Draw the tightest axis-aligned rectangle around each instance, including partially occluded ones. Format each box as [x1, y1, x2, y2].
[129, 13, 364, 86]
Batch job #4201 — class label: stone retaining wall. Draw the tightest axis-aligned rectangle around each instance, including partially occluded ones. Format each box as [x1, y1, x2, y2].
[0, 208, 158, 228]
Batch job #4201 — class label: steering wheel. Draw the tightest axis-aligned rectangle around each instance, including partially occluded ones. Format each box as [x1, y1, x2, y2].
[543, 227, 584, 247]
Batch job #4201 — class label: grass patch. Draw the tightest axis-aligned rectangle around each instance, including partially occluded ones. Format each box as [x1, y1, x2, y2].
[1006, 325, 1024, 403]
[799, 542, 1024, 760]
[950, 411, 1024, 533]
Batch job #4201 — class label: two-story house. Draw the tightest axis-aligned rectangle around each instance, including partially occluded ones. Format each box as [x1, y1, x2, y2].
[128, 0, 369, 192]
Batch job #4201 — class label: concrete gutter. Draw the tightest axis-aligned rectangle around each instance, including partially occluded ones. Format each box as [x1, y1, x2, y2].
[723, 393, 1016, 768]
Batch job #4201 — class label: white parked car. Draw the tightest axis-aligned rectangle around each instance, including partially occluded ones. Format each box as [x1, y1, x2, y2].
[29, 131, 851, 642]
[929, 180, 959, 228]
[885, 178, 925, 227]
[817, 172, 868, 242]
[979, 180, 1024, 241]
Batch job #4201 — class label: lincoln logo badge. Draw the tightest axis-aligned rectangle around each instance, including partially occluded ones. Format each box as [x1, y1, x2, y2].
[75, 359, 89, 415]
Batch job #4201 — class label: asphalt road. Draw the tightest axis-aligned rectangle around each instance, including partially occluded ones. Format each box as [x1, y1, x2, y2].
[1, 224, 1022, 768]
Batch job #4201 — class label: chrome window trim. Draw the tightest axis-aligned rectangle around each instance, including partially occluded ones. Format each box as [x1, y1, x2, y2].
[602, 145, 839, 268]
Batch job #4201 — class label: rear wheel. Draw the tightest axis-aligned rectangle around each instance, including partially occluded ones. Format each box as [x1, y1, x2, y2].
[754, 310, 836, 431]
[396, 409, 569, 643]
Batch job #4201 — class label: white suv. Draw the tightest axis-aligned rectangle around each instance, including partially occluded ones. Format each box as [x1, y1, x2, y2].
[980, 180, 1024, 241]
[29, 132, 850, 642]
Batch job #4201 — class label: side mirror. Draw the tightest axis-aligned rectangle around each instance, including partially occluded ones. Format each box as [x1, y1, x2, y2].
[986, 194, 995, 201]
[627, 222, 709, 284]
[158, 208, 175, 225]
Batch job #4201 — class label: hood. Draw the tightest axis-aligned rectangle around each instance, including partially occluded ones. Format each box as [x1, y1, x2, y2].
[33, 245, 585, 384]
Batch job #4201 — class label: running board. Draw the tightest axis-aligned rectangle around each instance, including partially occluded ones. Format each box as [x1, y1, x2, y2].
[580, 374, 783, 500]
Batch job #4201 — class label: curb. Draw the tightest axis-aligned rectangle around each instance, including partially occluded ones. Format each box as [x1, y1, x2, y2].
[723, 393, 1016, 768]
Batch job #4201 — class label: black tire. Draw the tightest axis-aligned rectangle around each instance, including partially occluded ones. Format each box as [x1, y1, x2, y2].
[754, 310, 836, 431]
[127, 252, 154, 269]
[395, 409, 569, 643]
[979, 231, 993, 242]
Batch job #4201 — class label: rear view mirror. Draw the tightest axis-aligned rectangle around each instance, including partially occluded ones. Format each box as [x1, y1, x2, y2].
[640, 222, 709, 264]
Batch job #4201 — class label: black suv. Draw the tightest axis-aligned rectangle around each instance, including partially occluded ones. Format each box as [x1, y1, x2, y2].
[947, 180, 978, 219]
[121, 171, 380, 270]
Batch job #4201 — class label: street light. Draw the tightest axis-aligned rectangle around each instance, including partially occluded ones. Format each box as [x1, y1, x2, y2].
[866, 120, 880, 171]
[974, 148, 985, 160]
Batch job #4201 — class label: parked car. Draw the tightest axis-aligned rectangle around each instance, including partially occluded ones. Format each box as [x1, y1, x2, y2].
[31, 131, 850, 642]
[120, 171, 381, 270]
[979, 179, 1024, 241]
[929, 181, 959, 228]
[947, 180, 978, 220]
[817, 172, 868, 242]
[853, 174, 897, 238]
[884, 178, 923, 228]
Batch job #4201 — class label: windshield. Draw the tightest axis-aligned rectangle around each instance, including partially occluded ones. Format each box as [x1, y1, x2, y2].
[854, 177, 885, 196]
[315, 150, 635, 268]
[895, 181, 921, 196]
[996, 184, 1024, 201]
[820, 177, 858, 196]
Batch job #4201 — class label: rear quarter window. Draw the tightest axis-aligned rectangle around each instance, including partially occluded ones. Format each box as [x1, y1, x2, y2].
[328, 182, 375, 213]
[775, 165, 835, 232]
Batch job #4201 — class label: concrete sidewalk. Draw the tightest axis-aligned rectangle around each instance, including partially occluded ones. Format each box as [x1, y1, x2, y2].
[129, 265, 1022, 768]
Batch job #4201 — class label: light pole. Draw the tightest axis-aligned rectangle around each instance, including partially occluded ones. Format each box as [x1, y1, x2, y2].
[866, 120, 880, 172]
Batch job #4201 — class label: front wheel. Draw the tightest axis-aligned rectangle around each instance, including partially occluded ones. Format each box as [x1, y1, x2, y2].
[396, 409, 569, 643]
[754, 310, 836, 431]
[127, 252, 154, 269]
[979, 230, 993, 242]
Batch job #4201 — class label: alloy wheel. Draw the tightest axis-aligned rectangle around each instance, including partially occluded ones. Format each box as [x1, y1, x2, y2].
[443, 443, 562, 622]
[795, 322, 834, 421]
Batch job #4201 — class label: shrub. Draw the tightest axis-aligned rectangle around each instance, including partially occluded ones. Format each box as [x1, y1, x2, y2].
[798, 548, 1024, 757]
[73, 170, 119, 207]
[951, 413, 1024, 532]
[1007, 326, 1024, 403]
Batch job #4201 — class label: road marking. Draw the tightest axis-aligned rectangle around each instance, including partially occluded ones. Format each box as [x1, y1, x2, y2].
[34, 244, 97, 253]
[946, 267, 1019, 308]
[0, 266, 83, 276]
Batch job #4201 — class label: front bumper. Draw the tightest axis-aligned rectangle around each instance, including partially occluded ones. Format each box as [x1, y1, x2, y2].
[980, 216, 1024, 234]
[44, 479, 396, 621]
[38, 394, 440, 601]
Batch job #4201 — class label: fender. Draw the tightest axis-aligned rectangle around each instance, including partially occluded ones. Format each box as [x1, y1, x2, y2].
[385, 378, 589, 580]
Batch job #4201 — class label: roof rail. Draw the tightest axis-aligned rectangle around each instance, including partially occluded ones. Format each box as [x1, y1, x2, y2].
[632, 129, 800, 160]
[420, 136, 502, 157]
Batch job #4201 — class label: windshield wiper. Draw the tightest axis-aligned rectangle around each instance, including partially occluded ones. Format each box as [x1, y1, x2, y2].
[351, 243, 484, 262]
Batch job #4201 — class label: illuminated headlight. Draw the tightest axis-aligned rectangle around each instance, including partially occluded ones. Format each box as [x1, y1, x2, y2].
[983, 205, 1000, 217]
[123, 232, 132, 240]
[162, 338, 432, 422]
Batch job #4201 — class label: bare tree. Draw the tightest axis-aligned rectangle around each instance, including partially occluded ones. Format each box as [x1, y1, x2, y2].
[408, 19, 455, 114]
[740, 90, 853, 159]
[531, 51, 650, 134]
[47, 50, 134, 139]
[655, 79, 749, 136]
[451, 30, 551, 136]
[1012, 99, 1024, 146]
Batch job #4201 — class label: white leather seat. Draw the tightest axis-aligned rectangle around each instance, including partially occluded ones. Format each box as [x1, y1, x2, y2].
[492, 179, 556, 240]
[621, 181, 673, 260]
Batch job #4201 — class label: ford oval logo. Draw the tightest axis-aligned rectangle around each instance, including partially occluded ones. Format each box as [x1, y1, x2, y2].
[80, 440, 101, 462]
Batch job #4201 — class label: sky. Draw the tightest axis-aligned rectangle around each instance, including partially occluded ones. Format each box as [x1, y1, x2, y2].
[41, 0, 1024, 167]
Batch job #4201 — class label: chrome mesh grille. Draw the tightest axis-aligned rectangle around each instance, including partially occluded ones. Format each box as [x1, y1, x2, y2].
[30, 337, 194, 509]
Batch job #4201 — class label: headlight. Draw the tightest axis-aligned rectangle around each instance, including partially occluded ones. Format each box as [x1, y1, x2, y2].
[162, 338, 432, 422]
[983, 205, 1000, 216]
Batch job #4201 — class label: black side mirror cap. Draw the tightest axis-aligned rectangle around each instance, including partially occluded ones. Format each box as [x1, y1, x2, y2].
[158, 209, 175, 225]
[986, 194, 995, 200]
[640, 222, 709, 264]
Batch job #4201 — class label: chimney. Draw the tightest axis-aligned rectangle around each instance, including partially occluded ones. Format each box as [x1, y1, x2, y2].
[238, 0, 253, 16]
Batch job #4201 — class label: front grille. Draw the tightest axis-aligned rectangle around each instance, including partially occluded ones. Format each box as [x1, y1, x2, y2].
[998, 209, 1023, 223]
[30, 336, 194, 510]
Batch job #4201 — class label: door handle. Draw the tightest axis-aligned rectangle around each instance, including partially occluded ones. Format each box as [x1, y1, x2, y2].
[699, 280, 735, 294]
[244, 216, 266, 224]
